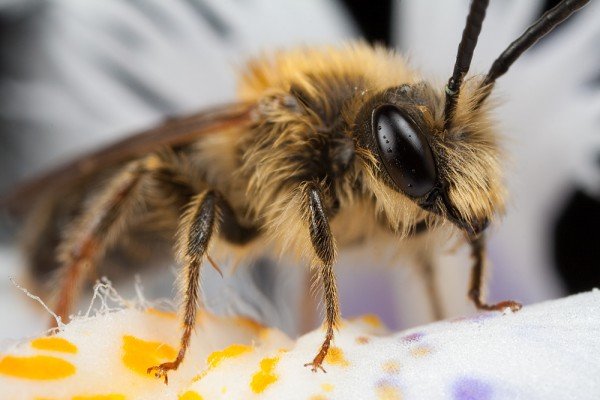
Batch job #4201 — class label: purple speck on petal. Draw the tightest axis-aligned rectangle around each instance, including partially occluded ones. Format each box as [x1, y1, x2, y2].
[452, 377, 493, 400]
[401, 332, 425, 343]
[376, 377, 400, 388]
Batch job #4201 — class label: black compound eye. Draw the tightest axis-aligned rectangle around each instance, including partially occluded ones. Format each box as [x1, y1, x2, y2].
[374, 105, 437, 197]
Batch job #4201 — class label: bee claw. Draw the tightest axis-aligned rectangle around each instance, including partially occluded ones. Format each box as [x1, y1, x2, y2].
[499, 300, 522, 312]
[304, 362, 327, 373]
[477, 300, 522, 313]
[147, 363, 176, 385]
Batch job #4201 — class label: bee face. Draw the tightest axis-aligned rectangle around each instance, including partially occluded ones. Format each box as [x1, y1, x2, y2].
[354, 82, 504, 237]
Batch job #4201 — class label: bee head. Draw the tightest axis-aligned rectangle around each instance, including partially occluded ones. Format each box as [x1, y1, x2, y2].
[353, 0, 589, 237]
[354, 82, 503, 238]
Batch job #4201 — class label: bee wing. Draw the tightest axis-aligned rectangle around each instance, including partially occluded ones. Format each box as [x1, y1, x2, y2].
[1, 102, 256, 216]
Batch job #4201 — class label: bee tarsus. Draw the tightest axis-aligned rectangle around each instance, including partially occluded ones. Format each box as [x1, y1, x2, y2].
[468, 234, 522, 312]
[305, 183, 339, 372]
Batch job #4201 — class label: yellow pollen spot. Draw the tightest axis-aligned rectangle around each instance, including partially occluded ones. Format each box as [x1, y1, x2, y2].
[193, 344, 253, 382]
[121, 335, 177, 377]
[321, 383, 334, 392]
[410, 346, 432, 358]
[72, 395, 126, 400]
[324, 347, 350, 367]
[377, 384, 403, 400]
[362, 314, 383, 328]
[250, 356, 279, 393]
[356, 336, 371, 345]
[383, 360, 401, 374]
[31, 337, 78, 354]
[146, 308, 177, 320]
[207, 344, 253, 369]
[0, 355, 75, 380]
[179, 391, 204, 400]
[310, 396, 328, 400]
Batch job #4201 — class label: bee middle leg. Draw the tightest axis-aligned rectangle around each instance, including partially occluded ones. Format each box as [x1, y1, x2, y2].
[468, 234, 522, 312]
[302, 183, 340, 373]
[147, 190, 257, 384]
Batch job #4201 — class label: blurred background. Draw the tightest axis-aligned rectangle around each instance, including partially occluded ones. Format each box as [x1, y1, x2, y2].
[0, 0, 598, 342]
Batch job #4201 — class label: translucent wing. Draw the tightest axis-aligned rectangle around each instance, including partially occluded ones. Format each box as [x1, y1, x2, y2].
[1, 102, 256, 216]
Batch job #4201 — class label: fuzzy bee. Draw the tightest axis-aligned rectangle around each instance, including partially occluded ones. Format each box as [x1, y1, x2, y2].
[1, 0, 589, 384]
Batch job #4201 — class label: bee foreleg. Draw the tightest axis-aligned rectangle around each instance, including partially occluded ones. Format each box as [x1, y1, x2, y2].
[303, 183, 340, 373]
[468, 234, 522, 312]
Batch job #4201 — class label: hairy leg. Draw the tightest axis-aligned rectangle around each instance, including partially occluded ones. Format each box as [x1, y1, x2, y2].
[468, 234, 522, 312]
[147, 191, 257, 384]
[53, 154, 191, 323]
[53, 157, 158, 323]
[147, 191, 216, 384]
[303, 183, 340, 373]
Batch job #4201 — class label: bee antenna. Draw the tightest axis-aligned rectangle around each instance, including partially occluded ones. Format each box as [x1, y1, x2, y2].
[478, 0, 590, 104]
[444, 0, 490, 130]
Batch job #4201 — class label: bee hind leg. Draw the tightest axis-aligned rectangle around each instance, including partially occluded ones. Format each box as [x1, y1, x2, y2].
[52, 157, 159, 325]
[302, 183, 340, 373]
[468, 234, 522, 312]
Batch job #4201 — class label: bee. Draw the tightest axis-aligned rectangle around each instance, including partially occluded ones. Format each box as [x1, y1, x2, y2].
[1, 0, 589, 384]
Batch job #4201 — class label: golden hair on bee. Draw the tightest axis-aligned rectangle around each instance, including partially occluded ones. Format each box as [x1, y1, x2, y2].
[2, 0, 590, 384]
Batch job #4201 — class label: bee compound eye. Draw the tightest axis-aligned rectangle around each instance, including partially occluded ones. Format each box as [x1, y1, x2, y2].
[374, 105, 437, 198]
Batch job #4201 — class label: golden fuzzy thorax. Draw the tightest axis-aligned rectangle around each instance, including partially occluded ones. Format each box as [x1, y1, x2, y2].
[193, 42, 506, 264]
